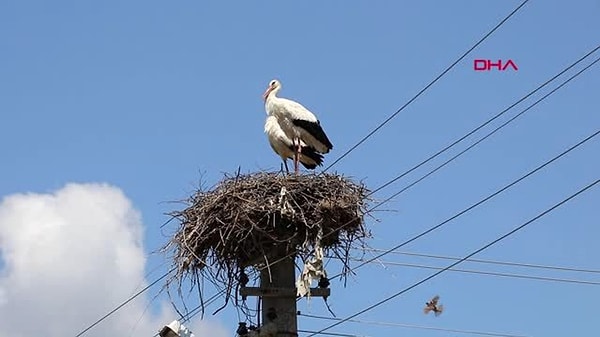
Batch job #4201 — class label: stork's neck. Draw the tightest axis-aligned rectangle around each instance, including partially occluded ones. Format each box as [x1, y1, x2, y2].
[264, 89, 279, 115]
[267, 86, 281, 101]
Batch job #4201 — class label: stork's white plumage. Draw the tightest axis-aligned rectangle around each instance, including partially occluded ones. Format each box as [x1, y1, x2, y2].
[263, 79, 333, 174]
[264, 115, 324, 173]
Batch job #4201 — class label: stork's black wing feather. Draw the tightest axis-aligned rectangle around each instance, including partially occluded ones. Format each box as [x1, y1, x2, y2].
[293, 119, 333, 151]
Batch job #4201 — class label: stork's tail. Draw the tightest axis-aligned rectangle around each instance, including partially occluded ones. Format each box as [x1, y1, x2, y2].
[298, 145, 324, 169]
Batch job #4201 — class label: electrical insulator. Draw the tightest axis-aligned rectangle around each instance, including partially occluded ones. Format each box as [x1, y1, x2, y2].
[239, 270, 249, 287]
[236, 322, 249, 336]
[318, 276, 330, 288]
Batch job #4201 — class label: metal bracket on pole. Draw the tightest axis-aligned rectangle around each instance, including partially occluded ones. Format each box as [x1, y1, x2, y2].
[240, 287, 331, 298]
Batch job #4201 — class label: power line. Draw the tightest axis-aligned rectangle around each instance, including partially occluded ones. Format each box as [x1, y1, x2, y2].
[351, 258, 600, 286]
[299, 313, 529, 337]
[328, 127, 600, 279]
[76, 253, 226, 337]
[298, 329, 369, 337]
[322, 0, 530, 172]
[371, 52, 600, 204]
[75, 267, 175, 337]
[364, 249, 600, 274]
[151, 291, 225, 337]
[128, 261, 169, 297]
[369, 44, 600, 197]
[307, 178, 600, 336]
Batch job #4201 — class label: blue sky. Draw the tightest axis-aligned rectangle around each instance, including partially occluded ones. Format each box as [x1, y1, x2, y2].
[1, 1, 599, 336]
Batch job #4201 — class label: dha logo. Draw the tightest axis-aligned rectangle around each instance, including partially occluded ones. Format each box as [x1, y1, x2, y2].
[474, 59, 518, 71]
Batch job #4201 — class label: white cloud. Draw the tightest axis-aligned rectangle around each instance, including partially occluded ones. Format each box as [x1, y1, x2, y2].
[0, 183, 227, 337]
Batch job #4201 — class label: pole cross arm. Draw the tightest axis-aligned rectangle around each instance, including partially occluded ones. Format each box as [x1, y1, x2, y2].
[240, 286, 330, 298]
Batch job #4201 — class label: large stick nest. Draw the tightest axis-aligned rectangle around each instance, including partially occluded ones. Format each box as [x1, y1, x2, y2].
[162, 171, 371, 317]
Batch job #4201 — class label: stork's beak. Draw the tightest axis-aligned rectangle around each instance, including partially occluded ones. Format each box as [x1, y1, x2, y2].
[262, 87, 272, 101]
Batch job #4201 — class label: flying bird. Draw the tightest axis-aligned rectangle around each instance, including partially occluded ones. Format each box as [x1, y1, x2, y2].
[263, 79, 333, 174]
[424, 295, 444, 316]
[264, 115, 324, 173]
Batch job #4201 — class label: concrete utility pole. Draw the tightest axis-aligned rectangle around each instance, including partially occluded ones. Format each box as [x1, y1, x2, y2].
[260, 254, 298, 335]
[240, 250, 330, 337]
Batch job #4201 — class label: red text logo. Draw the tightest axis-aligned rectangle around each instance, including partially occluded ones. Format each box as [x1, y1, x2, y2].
[474, 59, 518, 71]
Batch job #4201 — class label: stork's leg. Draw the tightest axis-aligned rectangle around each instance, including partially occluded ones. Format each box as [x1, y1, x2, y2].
[282, 159, 290, 174]
[294, 139, 301, 175]
[293, 152, 299, 174]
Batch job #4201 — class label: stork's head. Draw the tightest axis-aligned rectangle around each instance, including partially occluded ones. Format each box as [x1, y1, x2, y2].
[262, 79, 281, 101]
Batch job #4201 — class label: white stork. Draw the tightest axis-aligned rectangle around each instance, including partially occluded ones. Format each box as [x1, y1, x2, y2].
[264, 115, 324, 173]
[262, 79, 333, 174]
